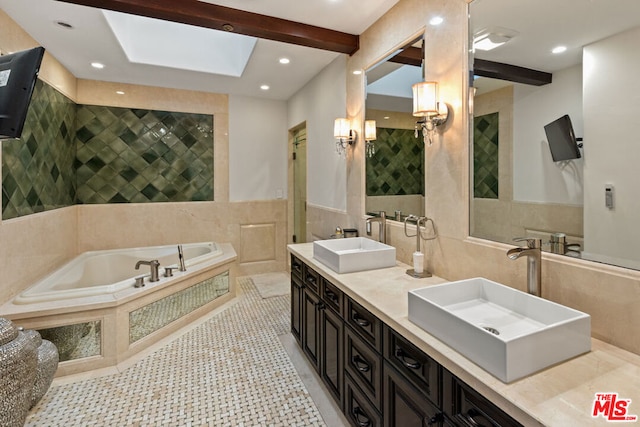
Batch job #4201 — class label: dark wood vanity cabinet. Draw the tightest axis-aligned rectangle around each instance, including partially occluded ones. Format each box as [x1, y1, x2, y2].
[290, 256, 522, 427]
[291, 255, 345, 409]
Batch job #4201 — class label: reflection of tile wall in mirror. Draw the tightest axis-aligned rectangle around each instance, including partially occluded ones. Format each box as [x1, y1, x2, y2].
[473, 112, 499, 199]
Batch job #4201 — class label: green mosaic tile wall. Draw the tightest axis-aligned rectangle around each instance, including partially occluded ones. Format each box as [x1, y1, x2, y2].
[2, 80, 215, 219]
[474, 112, 499, 199]
[2, 80, 76, 219]
[366, 127, 424, 196]
[75, 106, 213, 204]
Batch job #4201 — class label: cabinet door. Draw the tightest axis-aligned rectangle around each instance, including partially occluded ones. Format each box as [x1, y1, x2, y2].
[345, 372, 383, 427]
[383, 362, 444, 427]
[302, 287, 321, 371]
[291, 274, 304, 344]
[320, 305, 343, 408]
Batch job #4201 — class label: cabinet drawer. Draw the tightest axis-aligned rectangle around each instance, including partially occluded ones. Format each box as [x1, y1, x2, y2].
[345, 325, 383, 412]
[321, 278, 344, 317]
[344, 372, 383, 427]
[346, 298, 382, 352]
[443, 370, 523, 427]
[384, 325, 440, 406]
[291, 254, 303, 280]
[303, 264, 320, 294]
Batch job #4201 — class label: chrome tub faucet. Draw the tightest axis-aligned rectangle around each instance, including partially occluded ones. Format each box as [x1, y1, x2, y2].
[135, 259, 161, 282]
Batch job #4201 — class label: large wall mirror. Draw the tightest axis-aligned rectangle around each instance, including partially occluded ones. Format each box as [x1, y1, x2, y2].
[470, 0, 640, 270]
[365, 37, 425, 221]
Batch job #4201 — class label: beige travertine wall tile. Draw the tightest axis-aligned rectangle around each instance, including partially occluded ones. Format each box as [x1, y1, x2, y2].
[0, 208, 77, 303]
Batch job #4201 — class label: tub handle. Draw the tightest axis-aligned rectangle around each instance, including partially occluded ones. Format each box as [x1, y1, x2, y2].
[164, 267, 178, 277]
[134, 276, 145, 288]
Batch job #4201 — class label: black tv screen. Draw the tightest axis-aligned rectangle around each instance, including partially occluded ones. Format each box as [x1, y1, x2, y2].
[543, 114, 582, 162]
[0, 46, 45, 139]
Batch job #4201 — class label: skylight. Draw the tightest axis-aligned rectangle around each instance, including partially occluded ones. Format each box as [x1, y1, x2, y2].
[103, 11, 257, 77]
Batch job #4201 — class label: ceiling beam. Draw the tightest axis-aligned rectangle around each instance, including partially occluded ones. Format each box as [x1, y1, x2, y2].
[474, 58, 552, 86]
[55, 0, 360, 55]
[389, 46, 422, 67]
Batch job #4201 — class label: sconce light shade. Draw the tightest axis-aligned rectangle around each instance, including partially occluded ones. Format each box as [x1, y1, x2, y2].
[334, 118, 351, 139]
[364, 120, 377, 141]
[334, 117, 357, 156]
[412, 81, 439, 117]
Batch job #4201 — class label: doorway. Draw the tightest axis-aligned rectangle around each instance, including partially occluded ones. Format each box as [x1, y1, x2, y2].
[291, 126, 307, 243]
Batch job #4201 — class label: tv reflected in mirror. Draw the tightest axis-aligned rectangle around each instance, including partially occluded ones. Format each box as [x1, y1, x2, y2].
[0, 46, 45, 139]
[544, 114, 582, 162]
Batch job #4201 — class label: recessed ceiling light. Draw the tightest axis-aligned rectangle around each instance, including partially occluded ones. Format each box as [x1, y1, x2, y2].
[384, 116, 390, 120]
[352, 70, 362, 75]
[552, 45, 567, 54]
[260, 85, 270, 90]
[429, 16, 444, 26]
[279, 57, 290, 65]
[91, 62, 105, 69]
[116, 90, 125, 95]
[55, 21, 74, 29]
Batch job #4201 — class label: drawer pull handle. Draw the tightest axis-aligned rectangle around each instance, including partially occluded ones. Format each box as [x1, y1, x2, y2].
[351, 355, 371, 373]
[316, 301, 326, 310]
[305, 275, 316, 285]
[352, 406, 372, 427]
[352, 312, 371, 327]
[395, 347, 421, 370]
[325, 289, 338, 302]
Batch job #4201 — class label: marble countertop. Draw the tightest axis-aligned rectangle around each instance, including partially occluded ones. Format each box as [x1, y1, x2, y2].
[288, 243, 640, 426]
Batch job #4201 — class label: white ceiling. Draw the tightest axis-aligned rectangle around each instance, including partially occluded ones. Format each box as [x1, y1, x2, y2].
[0, 0, 399, 100]
[471, 0, 640, 74]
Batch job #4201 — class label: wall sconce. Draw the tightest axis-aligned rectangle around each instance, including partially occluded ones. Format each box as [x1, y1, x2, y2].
[364, 120, 377, 157]
[412, 81, 449, 145]
[334, 118, 356, 156]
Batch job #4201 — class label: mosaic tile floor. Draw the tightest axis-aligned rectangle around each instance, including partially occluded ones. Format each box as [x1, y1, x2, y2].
[26, 277, 326, 426]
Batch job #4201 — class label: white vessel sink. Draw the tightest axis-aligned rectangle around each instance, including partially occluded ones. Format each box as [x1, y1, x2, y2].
[408, 277, 591, 382]
[313, 237, 396, 273]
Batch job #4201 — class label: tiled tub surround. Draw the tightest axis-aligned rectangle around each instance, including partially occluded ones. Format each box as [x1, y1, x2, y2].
[288, 243, 640, 426]
[2, 79, 214, 220]
[1, 243, 237, 377]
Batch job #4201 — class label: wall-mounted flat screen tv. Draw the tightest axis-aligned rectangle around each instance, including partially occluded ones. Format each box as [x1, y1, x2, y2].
[543, 114, 582, 162]
[0, 46, 45, 139]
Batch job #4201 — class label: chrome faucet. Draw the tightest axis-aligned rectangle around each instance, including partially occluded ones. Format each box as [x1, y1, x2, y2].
[506, 238, 542, 297]
[135, 259, 160, 282]
[366, 211, 387, 244]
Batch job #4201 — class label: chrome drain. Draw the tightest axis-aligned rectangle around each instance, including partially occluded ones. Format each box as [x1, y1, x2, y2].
[482, 326, 500, 336]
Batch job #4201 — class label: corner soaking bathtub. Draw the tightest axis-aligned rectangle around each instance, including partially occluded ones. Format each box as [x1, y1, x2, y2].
[14, 242, 223, 305]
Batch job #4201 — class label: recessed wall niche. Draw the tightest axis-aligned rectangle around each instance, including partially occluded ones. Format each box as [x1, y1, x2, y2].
[2, 80, 214, 220]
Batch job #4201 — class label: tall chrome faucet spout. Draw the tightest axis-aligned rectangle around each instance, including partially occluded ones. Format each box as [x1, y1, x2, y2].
[365, 211, 387, 244]
[507, 238, 542, 297]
